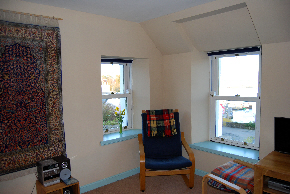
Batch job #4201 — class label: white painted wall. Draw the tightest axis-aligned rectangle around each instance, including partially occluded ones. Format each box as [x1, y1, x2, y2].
[260, 41, 290, 159]
[193, 149, 234, 173]
[1, 0, 290, 193]
[190, 49, 210, 144]
[163, 52, 192, 143]
[162, 50, 209, 144]
[132, 59, 150, 128]
[0, 0, 162, 193]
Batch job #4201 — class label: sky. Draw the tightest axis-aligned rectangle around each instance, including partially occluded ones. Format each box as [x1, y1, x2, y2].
[219, 54, 260, 97]
[101, 63, 121, 78]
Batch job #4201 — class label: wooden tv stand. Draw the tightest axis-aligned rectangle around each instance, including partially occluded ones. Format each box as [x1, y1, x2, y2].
[254, 151, 290, 194]
[36, 177, 80, 194]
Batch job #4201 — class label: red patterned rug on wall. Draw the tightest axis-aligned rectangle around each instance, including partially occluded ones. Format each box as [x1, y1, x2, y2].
[0, 20, 65, 175]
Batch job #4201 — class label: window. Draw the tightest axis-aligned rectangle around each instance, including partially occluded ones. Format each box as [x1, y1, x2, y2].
[209, 47, 261, 150]
[101, 59, 132, 134]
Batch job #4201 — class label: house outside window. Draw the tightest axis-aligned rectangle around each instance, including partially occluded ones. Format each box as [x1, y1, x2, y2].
[208, 47, 261, 150]
[101, 59, 132, 134]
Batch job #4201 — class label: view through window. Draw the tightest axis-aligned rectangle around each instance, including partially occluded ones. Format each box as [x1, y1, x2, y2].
[209, 50, 261, 149]
[101, 60, 132, 134]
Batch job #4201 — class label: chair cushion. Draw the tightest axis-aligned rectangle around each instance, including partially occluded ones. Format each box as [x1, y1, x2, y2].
[142, 111, 182, 159]
[146, 109, 177, 137]
[145, 156, 192, 170]
[209, 161, 254, 194]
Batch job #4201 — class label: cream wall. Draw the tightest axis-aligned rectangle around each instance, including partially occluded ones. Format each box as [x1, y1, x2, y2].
[0, 0, 162, 193]
[162, 49, 209, 144]
[163, 52, 192, 143]
[260, 41, 290, 159]
[1, 0, 290, 193]
[132, 59, 151, 128]
[190, 49, 210, 144]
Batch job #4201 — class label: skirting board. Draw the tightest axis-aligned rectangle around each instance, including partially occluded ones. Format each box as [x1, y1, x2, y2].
[80, 167, 208, 193]
[80, 168, 140, 193]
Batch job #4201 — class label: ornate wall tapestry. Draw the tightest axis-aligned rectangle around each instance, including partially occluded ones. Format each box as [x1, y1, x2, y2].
[0, 12, 65, 175]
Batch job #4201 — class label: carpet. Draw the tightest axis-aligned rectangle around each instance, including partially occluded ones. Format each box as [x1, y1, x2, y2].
[0, 20, 65, 175]
[84, 174, 226, 194]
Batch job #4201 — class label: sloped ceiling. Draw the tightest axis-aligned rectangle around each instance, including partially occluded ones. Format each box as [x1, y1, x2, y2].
[247, 0, 290, 45]
[177, 3, 260, 52]
[21, 0, 217, 23]
[141, 0, 290, 55]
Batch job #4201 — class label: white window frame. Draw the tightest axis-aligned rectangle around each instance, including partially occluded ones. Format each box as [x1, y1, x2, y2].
[209, 51, 261, 150]
[102, 61, 133, 132]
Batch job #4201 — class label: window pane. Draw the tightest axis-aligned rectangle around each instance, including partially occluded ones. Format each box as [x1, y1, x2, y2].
[102, 98, 128, 131]
[101, 63, 124, 95]
[216, 100, 256, 144]
[218, 55, 259, 97]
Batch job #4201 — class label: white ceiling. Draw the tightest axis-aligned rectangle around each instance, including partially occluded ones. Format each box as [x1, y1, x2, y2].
[21, 0, 217, 23]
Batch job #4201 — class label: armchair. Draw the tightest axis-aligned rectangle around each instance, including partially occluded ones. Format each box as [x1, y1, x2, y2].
[138, 109, 195, 191]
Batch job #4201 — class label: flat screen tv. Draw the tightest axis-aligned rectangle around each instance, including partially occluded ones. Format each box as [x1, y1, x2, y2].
[275, 117, 290, 154]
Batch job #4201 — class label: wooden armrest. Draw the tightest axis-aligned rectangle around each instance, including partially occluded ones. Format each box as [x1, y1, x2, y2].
[202, 174, 247, 194]
[181, 132, 195, 162]
[233, 159, 255, 169]
[138, 134, 145, 161]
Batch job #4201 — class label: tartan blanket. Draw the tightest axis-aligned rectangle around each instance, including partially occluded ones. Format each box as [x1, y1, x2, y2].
[146, 109, 177, 137]
[209, 161, 254, 194]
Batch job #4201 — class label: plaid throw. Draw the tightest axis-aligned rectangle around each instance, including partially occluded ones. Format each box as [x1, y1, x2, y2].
[209, 161, 254, 194]
[146, 109, 177, 137]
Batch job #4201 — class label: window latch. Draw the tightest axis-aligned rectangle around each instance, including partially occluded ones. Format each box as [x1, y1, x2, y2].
[210, 91, 216, 97]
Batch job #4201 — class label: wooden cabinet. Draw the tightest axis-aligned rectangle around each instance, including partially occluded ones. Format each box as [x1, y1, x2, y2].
[36, 178, 80, 194]
[254, 151, 290, 194]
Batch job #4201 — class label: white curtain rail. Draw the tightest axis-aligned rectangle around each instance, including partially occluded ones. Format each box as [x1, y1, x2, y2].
[0, 9, 62, 20]
[0, 9, 62, 27]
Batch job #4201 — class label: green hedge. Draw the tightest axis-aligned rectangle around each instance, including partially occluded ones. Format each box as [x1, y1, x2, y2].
[226, 122, 255, 130]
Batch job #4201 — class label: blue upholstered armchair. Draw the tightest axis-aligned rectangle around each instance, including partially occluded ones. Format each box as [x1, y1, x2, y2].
[138, 109, 195, 191]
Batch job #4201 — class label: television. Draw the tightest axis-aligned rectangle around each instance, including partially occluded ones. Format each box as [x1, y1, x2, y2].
[275, 117, 290, 154]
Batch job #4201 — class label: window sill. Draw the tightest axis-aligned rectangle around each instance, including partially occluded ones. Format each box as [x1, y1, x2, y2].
[101, 129, 142, 146]
[190, 141, 259, 163]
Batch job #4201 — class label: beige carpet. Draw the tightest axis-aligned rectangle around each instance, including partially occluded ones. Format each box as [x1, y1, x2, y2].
[84, 174, 226, 194]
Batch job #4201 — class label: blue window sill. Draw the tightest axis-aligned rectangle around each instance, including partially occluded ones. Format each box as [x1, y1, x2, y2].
[101, 129, 142, 146]
[190, 141, 259, 163]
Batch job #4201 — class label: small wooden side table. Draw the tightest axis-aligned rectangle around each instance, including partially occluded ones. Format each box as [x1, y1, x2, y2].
[36, 177, 80, 194]
[254, 151, 290, 194]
